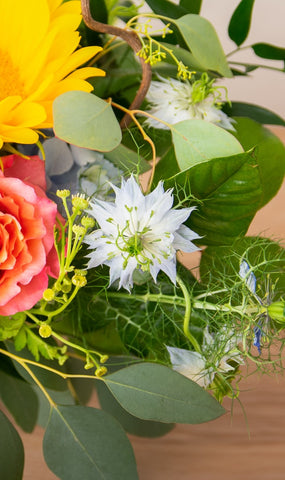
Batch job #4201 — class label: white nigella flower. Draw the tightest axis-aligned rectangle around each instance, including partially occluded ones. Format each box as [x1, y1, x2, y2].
[166, 327, 243, 388]
[145, 75, 235, 131]
[84, 175, 200, 291]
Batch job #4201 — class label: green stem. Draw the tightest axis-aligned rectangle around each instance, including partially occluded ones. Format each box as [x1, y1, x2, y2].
[229, 60, 285, 72]
[0, 348, 55, 406]
[106, 291, 258, 316]
[176, 275, 201, 353]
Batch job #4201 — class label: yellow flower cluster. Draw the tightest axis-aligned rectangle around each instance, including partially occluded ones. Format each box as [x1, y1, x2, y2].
[0, 0, 105, 148]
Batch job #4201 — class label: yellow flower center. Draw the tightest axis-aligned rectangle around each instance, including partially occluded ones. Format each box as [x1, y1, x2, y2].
[0, 50, 25, 101]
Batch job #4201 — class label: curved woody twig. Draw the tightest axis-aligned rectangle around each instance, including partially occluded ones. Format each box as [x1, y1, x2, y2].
[81, 0, 152, 128]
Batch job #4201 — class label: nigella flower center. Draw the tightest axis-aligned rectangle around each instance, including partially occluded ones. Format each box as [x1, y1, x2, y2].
[124, 233, 144, 256]
[0, 50, 25, 100]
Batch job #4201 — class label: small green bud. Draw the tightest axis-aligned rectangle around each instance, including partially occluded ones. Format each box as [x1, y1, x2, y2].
[72, 194, 89, 210]
[95, 366, 107, 377]
[61, 277, 72, 293]
[56, 189, 70, 198]
[72, 274, 87, 288]
[267, 301, 285, 323]
[72, 225, 86, 237]
[39, 324, 52, 338]
[100, 355, 109, 364]
[42, 288, 55, 302]
[81, 216, 95, 229]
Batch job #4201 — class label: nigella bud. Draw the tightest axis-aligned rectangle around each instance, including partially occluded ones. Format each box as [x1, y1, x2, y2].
[267, 301, 285, 323]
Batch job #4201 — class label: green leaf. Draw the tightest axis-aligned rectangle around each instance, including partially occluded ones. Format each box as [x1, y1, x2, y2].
[0, 313, 26, 341]
[252, 42, 285, 61]
[173, 15, 233, 77]
[97, 380, 175, 437]
[159, 42, 210, 71]
[166, 152, 262, 245]
[144, 0, 188, 18]
[223, 102, 285, 126]
[104, 363, 225, 424]
[171, 119, 243, 170]
[43, 405, 138, 480]
[0, 369, 38, 432]
[232, 118, 285, 207]
[105, 143, 150, 174]
[180, 0, 202, 14]
[0, 410, 24, 480]
[228, 0, 255, 46]
[6, 342, 68, 391]
[53, 91, 122, 151]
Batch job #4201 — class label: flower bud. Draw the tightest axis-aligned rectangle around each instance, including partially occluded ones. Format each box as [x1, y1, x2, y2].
[43, 288, 55, 302]
[267, 301, 285, 323]
[39, 324, 52, 338]
[95, 366, 107, 377]
[56, 189, 70, 198]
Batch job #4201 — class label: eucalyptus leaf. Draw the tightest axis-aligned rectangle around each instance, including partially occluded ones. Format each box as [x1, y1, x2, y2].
[5, 342, 68, 391]
[53, 91, 122, 151]
[228, 0, 255, 46]
[223, 102, 285, 126]
[144, 0, 187, 18]
[252, 42, 285, 61]
[104, 363, 225, 423]
[180, 0, 202, 14]
[232, 117, 285, 206]
[0, 410, 24, 480]
[165, 152, 262, 245]
[97, 381, 175, 437]
[173, 15, 233, 77]
[43, 405, 138, 480]
[0, 369, 38, 432]
[105, 143, 150, 174]
[171, 119, 243, 170]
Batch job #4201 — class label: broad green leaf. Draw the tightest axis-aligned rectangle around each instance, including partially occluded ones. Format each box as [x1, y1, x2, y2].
[0, 410, 24, 480]
[53, 91, 122, 151]
[252, 42, 285, 61]
[0, 369, 38, 432]
[6, 342, 68, 391]
[180, 0, 202, 14]
[97, 378, 174, 437]
[228, 0, 255, 46]
[174, 15, 233, 77]
[35, 387, 75, 428]
[43, 405, 138, 480]
[160, 42, 210, 71]
[171, 119, 243, 170]
[104, 363, 225, 424]
[223, 102, 285, 126]
[166, 152, 262, 245]
[232, 118, 285, 206]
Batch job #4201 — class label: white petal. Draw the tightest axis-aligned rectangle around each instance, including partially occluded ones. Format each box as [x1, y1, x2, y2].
[166, 346, 212, 388]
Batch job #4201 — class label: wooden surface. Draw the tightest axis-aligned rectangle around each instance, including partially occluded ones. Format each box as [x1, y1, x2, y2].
[3, 127, 285, 479]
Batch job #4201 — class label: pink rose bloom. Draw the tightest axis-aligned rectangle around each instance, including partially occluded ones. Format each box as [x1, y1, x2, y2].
[0, 154, 59, 316]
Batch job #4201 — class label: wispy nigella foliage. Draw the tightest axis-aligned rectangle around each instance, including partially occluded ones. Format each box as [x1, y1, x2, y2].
[84, 175, 200, 291]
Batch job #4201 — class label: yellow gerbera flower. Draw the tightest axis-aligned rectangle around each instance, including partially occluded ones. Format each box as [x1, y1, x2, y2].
[0, 0, 105, 149]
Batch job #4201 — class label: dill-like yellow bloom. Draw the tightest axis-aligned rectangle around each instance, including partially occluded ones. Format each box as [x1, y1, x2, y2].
[0, 0, 105, 148]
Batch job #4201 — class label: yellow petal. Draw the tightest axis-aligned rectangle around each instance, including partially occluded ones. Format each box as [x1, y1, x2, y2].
[67, 67, 106, 80]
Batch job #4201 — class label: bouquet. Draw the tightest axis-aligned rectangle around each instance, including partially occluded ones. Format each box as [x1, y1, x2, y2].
[0, 0, 284, 478]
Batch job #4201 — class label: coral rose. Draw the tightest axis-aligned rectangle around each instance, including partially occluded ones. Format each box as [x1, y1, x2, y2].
[0, 155, 59, 316]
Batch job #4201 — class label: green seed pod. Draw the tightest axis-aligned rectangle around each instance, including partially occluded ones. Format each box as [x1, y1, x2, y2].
[267, 301, 285, 323]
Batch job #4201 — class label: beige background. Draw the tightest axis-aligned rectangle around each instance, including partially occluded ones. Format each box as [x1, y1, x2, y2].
[2, 1, 285, 479]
